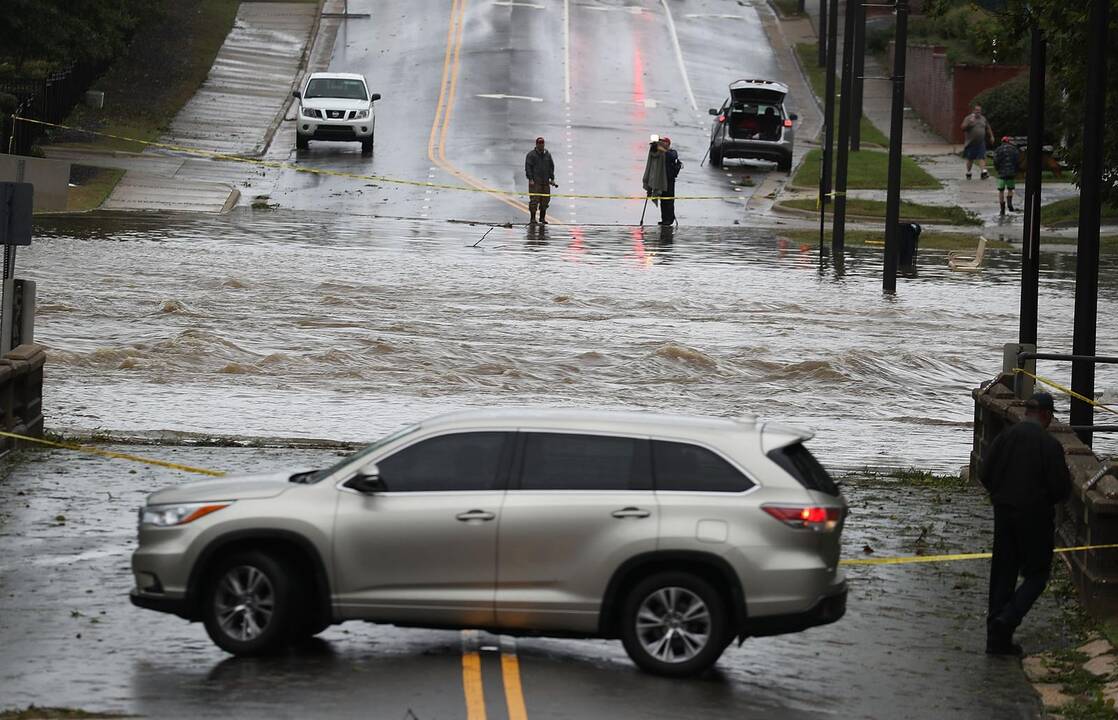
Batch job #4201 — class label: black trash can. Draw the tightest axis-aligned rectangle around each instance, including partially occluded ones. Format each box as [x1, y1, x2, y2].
[898, 222, 922, 274]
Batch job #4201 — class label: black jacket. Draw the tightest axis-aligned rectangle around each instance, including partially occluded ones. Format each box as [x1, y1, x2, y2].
[525, 148, 555, 184]
[981, 418, 1071, 509]
[665, 148, 682, 186]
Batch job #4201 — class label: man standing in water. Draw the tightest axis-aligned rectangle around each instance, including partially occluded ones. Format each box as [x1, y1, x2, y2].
[980, 392, 1071, 656]
[659, 136, 682, 225]
[525, 137, 556, 224]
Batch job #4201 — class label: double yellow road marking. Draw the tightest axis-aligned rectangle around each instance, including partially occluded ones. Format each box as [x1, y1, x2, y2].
[461, 630, 529, 720]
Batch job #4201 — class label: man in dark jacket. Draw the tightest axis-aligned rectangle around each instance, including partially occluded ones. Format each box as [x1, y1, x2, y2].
[659, 136, 683, 225]
[980, 391, 1072, 655]
[993, 137, 1021, 216]
[525, 137, 556, 224]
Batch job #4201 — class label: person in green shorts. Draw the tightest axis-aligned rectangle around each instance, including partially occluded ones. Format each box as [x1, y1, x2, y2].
[993, 136, 1021, 216]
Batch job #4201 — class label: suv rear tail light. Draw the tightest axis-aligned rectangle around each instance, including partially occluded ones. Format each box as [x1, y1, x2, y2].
[762, 505, 842, 532]
[783, 118, 793, 127]
[718, 114, 726, 123]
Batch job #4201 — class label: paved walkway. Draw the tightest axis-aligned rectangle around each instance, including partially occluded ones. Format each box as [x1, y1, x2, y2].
[44, 2, 319, 213]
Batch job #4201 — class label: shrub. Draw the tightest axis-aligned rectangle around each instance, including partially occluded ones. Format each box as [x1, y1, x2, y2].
[972, 73, 1062, 143]
[0, 93, 16, 114]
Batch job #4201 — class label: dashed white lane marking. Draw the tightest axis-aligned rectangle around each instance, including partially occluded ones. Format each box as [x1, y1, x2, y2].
[585, 5, 643, 12]
[476, 93, 543, 102]
[684, 13, 746, 19]
[659, 0, 697, 111]
[493, 0, 544, 7]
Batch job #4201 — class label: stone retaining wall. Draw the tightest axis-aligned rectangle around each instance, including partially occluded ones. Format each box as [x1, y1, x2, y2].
[0, 343, 45, 453]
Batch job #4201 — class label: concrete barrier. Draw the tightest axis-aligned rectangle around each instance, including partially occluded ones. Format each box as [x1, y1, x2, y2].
[971, 374, 1118, 617]
[0, 155, 70, 211]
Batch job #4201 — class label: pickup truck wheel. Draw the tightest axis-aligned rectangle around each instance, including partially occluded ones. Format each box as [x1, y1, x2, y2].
[361, 137, 374, 155]
[202, 551, 296, 656]
[620, 571, 729, 677]
[296, 135, 308, 151]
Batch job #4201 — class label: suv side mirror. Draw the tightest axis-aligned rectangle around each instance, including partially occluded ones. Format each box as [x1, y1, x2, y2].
[292, 90, 301, 99]
[345, 465, 385, 494]
[371, 93, 381, 102]
[789, 113, 798, 121]
[708, 108, 719, 116]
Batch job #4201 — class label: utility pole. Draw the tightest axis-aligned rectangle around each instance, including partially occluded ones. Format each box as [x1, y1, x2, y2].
[850, 0, 866, 151]
[818, 0, 829, 67]
[819, 0, 840, 251]
[1071, 0, 1109, 446]
[832, 0, 858, 253]
[882, 0, 908, 294]
[1018, 23, 1045, 349]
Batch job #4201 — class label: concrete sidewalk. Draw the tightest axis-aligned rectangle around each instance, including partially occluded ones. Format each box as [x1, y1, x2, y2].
[45, 2, 319, 213]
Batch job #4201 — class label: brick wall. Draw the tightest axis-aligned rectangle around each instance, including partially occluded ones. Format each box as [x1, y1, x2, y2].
[889, 42, 1026, 144]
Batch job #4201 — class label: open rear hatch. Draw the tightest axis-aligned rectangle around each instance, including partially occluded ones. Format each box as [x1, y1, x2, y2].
[727, 80, 788, 141]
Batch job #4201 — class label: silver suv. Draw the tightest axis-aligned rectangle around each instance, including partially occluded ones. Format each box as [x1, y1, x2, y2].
[292, 72, 380, 154]
[131, 409, 847, 677]
[707, 79, 797, 171]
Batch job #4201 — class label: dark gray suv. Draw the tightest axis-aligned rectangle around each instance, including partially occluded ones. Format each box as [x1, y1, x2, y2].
[708, 79, 797, 171]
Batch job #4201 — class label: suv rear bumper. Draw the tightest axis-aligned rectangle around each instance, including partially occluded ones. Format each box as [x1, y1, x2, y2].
[719, 141, 792, 164]
[741, 581, 847, 638]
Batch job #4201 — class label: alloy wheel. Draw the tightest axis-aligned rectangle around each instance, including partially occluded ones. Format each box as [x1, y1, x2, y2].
[634, 586, 712, 664]
[213, 565, 276, 641]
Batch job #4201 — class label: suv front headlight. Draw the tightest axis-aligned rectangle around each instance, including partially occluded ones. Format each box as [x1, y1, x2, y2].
[353, 109, 369, 119]
[140, 502, 231, 528]
[301, 107, 321, 119]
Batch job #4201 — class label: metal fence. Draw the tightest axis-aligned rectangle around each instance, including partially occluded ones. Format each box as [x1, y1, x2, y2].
[1, 62, 105, 156]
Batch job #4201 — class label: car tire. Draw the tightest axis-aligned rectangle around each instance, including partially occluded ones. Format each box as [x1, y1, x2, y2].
[202, 550, 297, 656]
[620, 571, 730, 677]
[709, 146, 722, 169]
[778, 155, 792, 173]
[296, 135, 309, 151]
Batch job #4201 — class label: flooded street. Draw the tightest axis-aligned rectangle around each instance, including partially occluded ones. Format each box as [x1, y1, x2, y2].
[23, 210, 1118, 471]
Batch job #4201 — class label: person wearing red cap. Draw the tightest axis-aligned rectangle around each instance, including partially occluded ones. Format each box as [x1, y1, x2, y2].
[659, 136, 682, 225]
[525, 137, 557, 224]
[992, 136, 1021, 216]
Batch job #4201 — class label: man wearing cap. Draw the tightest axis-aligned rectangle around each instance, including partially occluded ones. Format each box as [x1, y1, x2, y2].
[992, 136, 1021, 216]
[980, 391, 1071, 655]
[525, 137, 556, 224]
[659, 136, 682, 225]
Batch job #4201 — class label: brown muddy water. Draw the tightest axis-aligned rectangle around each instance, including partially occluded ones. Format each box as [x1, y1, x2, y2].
[25, 209, 1118, 472]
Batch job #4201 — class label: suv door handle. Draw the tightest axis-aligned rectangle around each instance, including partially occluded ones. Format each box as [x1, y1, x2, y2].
[611, 507, 651, 519]
[456, 509, 496, 522]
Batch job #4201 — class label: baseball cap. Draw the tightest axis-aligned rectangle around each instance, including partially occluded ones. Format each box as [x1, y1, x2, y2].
[535, 137, 545, 143]
[660, 136, 671, 144]
[1025, 392, 1055, 412]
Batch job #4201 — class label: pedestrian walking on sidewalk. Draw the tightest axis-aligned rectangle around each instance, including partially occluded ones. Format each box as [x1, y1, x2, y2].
[525, 137, 557, 224]
[993, 136, 1021, 216]
[642, 136, 667, 223]
[659, 137, 683, 225]
[961, 105, 995, 180]
[980, 391, 1071, 656]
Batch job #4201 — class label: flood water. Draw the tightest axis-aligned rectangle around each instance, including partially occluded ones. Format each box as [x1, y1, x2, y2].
[24, 209, 1118, 473]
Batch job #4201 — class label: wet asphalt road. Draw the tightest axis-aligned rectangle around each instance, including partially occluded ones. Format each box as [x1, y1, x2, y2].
[266, 0, 806, 224]
[0, 445, 1069, 719]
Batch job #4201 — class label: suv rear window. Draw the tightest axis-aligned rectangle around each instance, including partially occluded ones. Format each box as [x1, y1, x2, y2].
[652, 441, 755, 493]
[766, 443, 839, 496]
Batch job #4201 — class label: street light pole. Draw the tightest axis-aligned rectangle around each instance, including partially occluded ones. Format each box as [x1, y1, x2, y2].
[1071, 0, 1109, 446]
[882, 0, 908, 295]
[832, 0, 858, 253]
[1018, 23, 1045, 349]
[850, 0, 865, 151]
[819, 0, 839, 252]
[819, 0, 829, 68]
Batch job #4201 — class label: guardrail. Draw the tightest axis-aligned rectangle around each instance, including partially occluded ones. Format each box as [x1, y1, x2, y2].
[0, 343, 44, 454]
[1003, 344, 1118, 434]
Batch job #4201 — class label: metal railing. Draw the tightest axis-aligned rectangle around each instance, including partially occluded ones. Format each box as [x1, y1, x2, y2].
[1, 61, 106, 156]
[1004, 344, 1118, 434]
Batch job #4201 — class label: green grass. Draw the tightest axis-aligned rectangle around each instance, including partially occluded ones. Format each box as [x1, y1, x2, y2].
[780, 197, 983, 225]
[61, 167, 124, 212]
[61, 0, 318, 151]
[792, 148, 941, 189]
[770, 0, 805, 17]
[1040, 197, 1118, 226]
[794, 43, 889, 147]
[779, 228, 1009, 251]
[0, 708, 130, 720]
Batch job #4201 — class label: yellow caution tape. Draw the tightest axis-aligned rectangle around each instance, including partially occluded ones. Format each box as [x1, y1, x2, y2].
[1012, 368, 1118, 415]
[12, 115, 742, 202]
[842, 542, 1118, 566]
[0, 429, 225, 477]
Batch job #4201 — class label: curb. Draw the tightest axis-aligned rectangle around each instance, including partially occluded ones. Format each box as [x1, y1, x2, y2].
[259, 0, 328, 156]
[771, 199, 982, 227]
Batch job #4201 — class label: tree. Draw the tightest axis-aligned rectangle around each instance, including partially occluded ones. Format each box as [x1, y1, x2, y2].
[0, 0, 152, 74]
[1005, 0, 1118, 202]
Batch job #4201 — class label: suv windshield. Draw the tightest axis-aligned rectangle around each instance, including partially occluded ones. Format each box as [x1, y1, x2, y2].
[305, 78, 367, 100]
[306, 423, 420, 483]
